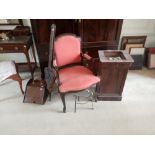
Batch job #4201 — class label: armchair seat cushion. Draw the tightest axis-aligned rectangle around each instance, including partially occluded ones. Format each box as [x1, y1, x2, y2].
[59, 65, 100, 93]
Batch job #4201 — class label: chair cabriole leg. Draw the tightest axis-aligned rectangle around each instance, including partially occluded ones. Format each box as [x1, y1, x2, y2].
[60, 93, 66, 113]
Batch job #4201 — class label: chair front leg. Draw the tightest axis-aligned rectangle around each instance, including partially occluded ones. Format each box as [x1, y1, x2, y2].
[49, 92, 52, 101]
[60, 93, 66, 113]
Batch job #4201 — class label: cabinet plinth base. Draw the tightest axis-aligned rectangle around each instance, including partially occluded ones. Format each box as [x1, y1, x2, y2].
[97, 94, 122, 101]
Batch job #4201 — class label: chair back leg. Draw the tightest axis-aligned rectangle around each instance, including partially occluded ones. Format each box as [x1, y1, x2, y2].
[60, 93, 66, 113]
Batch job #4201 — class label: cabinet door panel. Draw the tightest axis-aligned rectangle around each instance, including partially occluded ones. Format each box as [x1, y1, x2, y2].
[97, 63, 118, 94]
[31, 19, 75, 45]
[80, 19, 122, 43]
[79, 19, 123, 58]
[82, 19, 119, 42]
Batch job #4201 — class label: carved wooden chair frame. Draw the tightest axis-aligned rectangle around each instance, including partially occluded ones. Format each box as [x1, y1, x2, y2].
[51, 33, 99, 113]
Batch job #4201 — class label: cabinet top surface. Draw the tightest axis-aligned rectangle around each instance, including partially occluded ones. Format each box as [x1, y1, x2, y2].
[0, 36, 31, 44]
[98, 50, 134, 63]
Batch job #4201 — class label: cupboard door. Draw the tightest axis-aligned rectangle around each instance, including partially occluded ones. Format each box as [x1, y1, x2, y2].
[79, 19, 123, 57]
[96, 63, 130, 101]
[80, 19, 119, 42]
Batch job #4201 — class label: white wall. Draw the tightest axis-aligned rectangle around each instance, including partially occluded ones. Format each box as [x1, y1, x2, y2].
[119, 19, 155, 48]
[22, 19, 31, 27]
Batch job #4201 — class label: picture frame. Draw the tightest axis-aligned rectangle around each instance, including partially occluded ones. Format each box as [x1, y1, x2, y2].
[130, 47, 145, 55]
[125, 43, 144, 53]
[120, 36, 147, 50]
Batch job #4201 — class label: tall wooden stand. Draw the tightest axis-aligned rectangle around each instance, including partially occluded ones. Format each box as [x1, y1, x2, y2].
[97, 50, 133, 101]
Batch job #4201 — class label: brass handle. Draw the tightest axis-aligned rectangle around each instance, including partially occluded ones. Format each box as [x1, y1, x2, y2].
[14, 46, 19, 50]
[0, 47, 3, 51]
[23, 45, 27, 49]
[85, 63, 89, 67]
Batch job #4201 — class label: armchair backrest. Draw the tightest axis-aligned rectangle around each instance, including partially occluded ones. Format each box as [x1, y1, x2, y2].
[54, 34, 81, 67]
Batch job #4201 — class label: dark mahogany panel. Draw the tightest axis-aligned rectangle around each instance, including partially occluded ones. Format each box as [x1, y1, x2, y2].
[81, 19, 120, 42]
[79, 19, 123, 57]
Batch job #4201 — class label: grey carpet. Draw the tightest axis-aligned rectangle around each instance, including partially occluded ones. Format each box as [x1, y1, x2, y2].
[0, 68, 155, 134]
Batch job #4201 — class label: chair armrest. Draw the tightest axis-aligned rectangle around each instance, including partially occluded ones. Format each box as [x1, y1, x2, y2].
[53, 59, 58, 67]
[82, 52, 97, 73]
[81, 52, 92, 68]
[83, 53, 92, 61]
[82, 52, 99, 75]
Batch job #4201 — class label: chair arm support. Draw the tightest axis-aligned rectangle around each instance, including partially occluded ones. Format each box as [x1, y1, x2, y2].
[82, 53, 92, 61]
[81, 52, 98, 74]
[53, 59, 57, 67]
[52, 59, 61, 86]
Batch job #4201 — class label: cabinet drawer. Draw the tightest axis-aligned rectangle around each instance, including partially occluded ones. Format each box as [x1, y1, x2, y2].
[0, 45, 27, 52]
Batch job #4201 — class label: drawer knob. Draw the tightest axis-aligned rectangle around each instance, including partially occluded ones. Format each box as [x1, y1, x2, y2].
[14, 47, 19, 50]
[0, 47, 3, 51]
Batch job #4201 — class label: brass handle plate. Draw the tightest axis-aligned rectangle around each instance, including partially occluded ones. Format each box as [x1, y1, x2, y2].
[14, 47, 19, 50]
[0, 47, 3, 51]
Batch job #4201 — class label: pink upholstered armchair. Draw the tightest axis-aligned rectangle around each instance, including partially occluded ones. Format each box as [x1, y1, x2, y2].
[53, 34, 100, 113]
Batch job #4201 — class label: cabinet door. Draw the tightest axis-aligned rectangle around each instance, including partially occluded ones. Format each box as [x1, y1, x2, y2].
[96, 63, 130, 101]
[31, 19, 76, 44]
[79, 19, 123, 57]
[97, 63, 118, 94]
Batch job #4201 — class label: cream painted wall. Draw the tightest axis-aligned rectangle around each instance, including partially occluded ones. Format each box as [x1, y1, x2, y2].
[119, 19, 155, 48]
[1, 19, 155, 63]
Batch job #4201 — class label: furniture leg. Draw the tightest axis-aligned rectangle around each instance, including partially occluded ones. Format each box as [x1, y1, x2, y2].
[24, 51, 34, 79]
[8, 74, 24, 94]
[91, 101, 94, 110]
[74, 95, 77, 112]
[49, 93, 51, 101]
[31, 43, 37, 67]
[15, 62, 19, 73]
[60, 93, 66, 113]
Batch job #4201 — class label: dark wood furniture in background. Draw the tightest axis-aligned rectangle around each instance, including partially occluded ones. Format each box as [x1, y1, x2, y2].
[79, 19, 123, 57]
[0, 36, 37, 78]
[31, 19, 123, 78]
[97, 50, 133, 101]
[120, 36, 147, 69]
